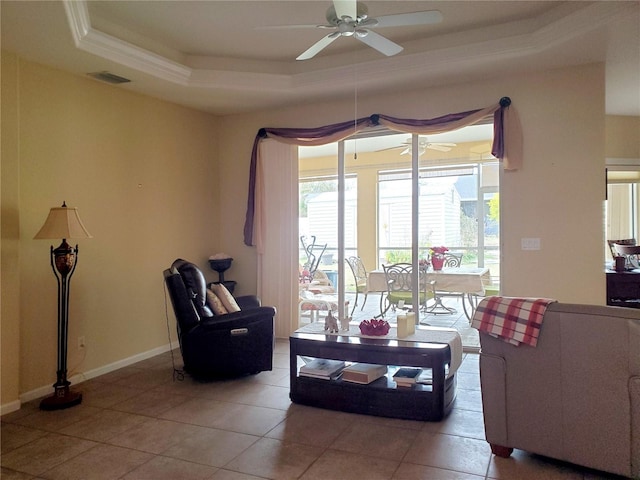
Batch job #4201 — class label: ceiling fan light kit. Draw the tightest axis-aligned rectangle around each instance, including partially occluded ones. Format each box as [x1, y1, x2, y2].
[266, 0, 443, 60]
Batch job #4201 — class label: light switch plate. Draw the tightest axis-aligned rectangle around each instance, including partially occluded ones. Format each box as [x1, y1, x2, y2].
[521, 237, 541, 250]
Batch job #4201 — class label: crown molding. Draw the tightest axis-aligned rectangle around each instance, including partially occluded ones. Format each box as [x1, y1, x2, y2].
[62, 0, 632, 94]
[531, 1, 631, 49]
[63, 0, 191, 84]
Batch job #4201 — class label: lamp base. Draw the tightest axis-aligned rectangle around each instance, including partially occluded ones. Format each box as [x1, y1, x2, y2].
[39, 386, 82, 411]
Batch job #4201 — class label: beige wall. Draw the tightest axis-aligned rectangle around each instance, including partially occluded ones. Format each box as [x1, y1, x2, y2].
[606, 115, 640, 159]
[218, 63, 607, 305]
[1, 52, 221, 407]
[2, 52, 22, 409]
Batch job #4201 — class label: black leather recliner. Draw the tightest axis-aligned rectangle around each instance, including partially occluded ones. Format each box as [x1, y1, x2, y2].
[163, 259, 276, 378]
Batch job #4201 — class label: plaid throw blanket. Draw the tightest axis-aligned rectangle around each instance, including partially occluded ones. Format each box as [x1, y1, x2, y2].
[471, 296, 557, 347]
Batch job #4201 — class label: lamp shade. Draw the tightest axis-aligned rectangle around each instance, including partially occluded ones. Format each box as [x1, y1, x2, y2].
[34, 204, 92, 240]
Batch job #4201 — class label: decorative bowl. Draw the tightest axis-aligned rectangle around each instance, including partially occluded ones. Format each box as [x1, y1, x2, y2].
[359, 319, 390, 336]
[208, 258, 233, 273]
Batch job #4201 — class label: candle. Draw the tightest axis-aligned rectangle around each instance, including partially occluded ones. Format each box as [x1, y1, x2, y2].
[397, 313, 415, 338]
[406, 312, 416, 335]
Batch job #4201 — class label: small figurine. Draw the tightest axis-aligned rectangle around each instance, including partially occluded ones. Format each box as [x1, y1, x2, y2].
[340, 316, 351, 332]
[324, 311, 339, 333]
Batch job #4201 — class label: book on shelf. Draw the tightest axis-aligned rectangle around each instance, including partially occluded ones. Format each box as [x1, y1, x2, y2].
[299, 358, 345, 380]
[392, 367, 422, 386]
[342, 363, 387, 384]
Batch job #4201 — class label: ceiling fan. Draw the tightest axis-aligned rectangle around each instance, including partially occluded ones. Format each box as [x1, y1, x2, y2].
[379, 136, 457, 156]
[262, 0, 443, 60]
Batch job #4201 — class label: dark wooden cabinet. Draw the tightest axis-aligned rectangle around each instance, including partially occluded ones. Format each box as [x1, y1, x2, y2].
[606, 269, 640, 308]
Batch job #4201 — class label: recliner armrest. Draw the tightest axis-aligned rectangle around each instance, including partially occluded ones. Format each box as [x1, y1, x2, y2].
[198, 306, 276, 331]
[479, 351, 508, 446]
[236, 295, 261, 310]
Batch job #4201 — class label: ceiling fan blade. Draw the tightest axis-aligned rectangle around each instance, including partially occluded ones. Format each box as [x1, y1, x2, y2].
[373, 10, 443, 28]
[333, 0, 357, 20]
[256, 24, 333, 30]
[427, 145, 452, 152]
[297, 34, 339, 60]
[355, 30, 403, 56]
[376, 146, 400, 152]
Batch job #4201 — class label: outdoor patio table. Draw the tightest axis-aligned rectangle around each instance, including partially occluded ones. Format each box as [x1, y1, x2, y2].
[367, 267, 492, 317]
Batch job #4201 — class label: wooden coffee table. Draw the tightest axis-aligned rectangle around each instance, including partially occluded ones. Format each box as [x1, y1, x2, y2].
[289, 324, 461, 421]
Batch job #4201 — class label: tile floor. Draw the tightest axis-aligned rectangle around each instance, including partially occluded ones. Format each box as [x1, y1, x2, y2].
[1, 340, 625, 479]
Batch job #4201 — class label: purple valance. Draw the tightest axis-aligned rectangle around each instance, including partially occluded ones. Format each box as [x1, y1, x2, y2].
[244, 98, 520, 246]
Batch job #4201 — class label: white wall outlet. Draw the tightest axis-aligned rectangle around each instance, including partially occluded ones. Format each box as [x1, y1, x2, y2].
[78, 336, 85, 349]
[521, 237, 541, 250]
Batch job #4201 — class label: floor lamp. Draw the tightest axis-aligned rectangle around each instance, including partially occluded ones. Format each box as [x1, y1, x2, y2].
[34, 202, 92, 410]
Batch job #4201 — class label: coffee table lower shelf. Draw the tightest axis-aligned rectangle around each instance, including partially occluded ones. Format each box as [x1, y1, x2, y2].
[290, 374, 456, 421]
[289, 330, 458, 422]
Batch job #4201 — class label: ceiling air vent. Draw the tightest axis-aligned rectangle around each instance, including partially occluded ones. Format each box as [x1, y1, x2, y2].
[87, 71, 131, 85]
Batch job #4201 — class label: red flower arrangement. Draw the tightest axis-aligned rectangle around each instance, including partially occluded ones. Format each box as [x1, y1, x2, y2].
[429, 246, 449, 255]
[359, 318, 390, 336]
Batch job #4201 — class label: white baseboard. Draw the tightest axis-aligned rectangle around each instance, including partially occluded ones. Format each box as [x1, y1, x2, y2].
[1, 340, 179, 416]
[0, 399, 22, 416]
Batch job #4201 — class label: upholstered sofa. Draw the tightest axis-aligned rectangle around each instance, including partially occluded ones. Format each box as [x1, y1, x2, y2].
[479, 302, 640, 478]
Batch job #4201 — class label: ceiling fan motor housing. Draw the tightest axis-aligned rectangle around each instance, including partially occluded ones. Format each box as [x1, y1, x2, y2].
[294, 1, 443, 60]
[326, 2, 369, 25]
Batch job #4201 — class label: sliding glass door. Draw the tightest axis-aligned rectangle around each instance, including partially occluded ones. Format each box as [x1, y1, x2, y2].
[298, 123, 499, 326]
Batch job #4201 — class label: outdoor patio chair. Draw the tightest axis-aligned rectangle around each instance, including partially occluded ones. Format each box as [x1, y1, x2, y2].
[443, 252, 463, 267]
[346, 256, 369, 316]
[382, 263, 429, 314]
